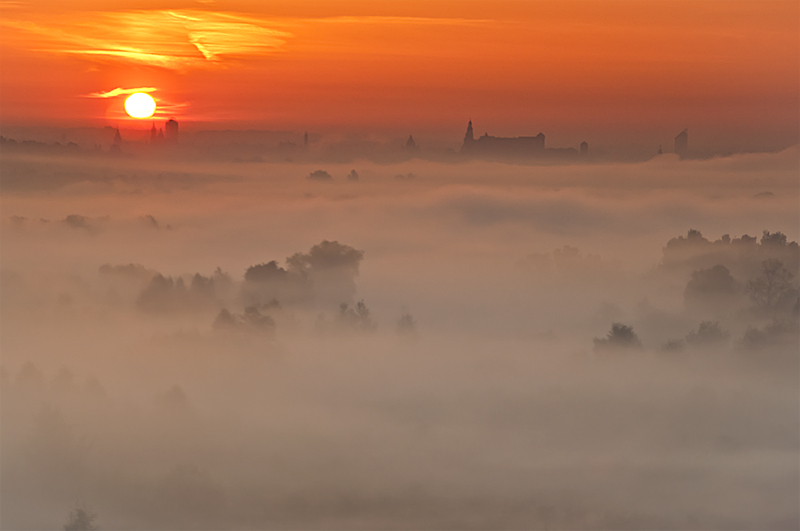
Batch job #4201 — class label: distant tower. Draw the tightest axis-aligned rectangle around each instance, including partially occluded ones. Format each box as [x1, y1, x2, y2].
[150, 121, 158, 144]
[535, 132, 545, 149]
[675, 129, 688, 157]
[165, 118, 179, 144]
[406, 135, 417, 150]
[464, 120, 474, 143]
[657, 145, 663, 155]
[113, 128, 122, 146]
[303, 131, 309, 148]
[580, 141, 588, 157]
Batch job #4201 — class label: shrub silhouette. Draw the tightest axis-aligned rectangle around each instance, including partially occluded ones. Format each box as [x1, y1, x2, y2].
[397, 312, 417, 336]
[63, 503, 98, 531]
[338, 300, 376, 331]
[593, 323, 643, 352]
[686, 321, 729, 347]
[308, 169, 332, 181]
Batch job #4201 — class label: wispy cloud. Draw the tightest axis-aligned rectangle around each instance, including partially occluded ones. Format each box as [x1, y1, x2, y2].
[1, 10, 292, 70]
[0, 0, 28, 8]
[85, 87, 157, 99]
[313, 15, 497, 27]
[1, 10, 497, 70]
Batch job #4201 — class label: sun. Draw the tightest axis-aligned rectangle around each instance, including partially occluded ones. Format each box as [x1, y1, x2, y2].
[124, 92, 156, 118]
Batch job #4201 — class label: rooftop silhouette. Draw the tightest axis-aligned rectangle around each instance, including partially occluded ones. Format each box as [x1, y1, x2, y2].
[461, 121, 578, 160]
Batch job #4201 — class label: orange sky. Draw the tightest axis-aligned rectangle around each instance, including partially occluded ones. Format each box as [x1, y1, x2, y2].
[0, 0, 797, 147]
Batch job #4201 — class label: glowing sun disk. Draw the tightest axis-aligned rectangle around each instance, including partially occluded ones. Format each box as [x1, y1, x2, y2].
[125, 92, 156, 118]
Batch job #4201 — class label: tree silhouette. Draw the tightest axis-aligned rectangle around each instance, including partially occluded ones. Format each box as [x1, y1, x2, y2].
[683, 264, 740, 311]
[747, 259, 793, 315]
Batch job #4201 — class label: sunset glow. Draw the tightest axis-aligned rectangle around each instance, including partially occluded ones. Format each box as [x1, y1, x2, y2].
[0, 0, 796, 148]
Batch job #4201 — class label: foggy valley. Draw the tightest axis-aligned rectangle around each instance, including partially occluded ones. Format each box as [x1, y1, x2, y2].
[1, 146, 798, 529]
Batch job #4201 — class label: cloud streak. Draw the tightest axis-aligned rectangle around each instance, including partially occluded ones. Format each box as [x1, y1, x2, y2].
[1, 10, 292, 70]
[0, 10, 499, 71]
[85, 87, 157, 99]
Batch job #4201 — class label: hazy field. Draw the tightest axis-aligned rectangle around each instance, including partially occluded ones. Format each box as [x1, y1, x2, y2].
[1, 147, 798, 529]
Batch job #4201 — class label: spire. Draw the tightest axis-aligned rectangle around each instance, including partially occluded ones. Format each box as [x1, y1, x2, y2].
[464, 120, 474, 143]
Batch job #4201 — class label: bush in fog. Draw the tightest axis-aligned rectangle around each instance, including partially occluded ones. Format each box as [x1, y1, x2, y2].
[244, 260, 289, 283]
[593, 323, 643, 352]
[137, 269, 230, 313]
[337, 300, 376, 332]
[308, 169, 332, 181]
[243, 240, 364, 307]
[63, 503, 97, 531]
[213, 306, 276, 331]
[397, 312, 417, 336]
[659, 339, 686, 354]
[741, 319, 800, 350]
[662, 229, 799, 285]
[686, 321, 729, 347]
[684, 264, 741, 314]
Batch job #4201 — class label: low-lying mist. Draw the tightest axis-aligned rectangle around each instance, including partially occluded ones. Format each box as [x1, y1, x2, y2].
[1, 147, 798, 529]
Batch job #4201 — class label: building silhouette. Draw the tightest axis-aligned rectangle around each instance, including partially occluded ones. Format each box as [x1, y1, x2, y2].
[109, 127, 122, 153]
[460, 121, 580, 159]
[165, 118, 179, 144]
[580, 141, 588, 157]
[405, 135, 417, 150]
[675, 128, 688, 157]
[462, 121, 545, 157]
[150, 121, 165, 144]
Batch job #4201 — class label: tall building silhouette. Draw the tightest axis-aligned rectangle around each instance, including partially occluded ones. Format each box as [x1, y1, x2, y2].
[675, 128, 688, 157]
[165, 119, 179, 144]
[580, 141, 588, 157]
[464, 120, 474, 144]
[109, 127, 122, 153]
